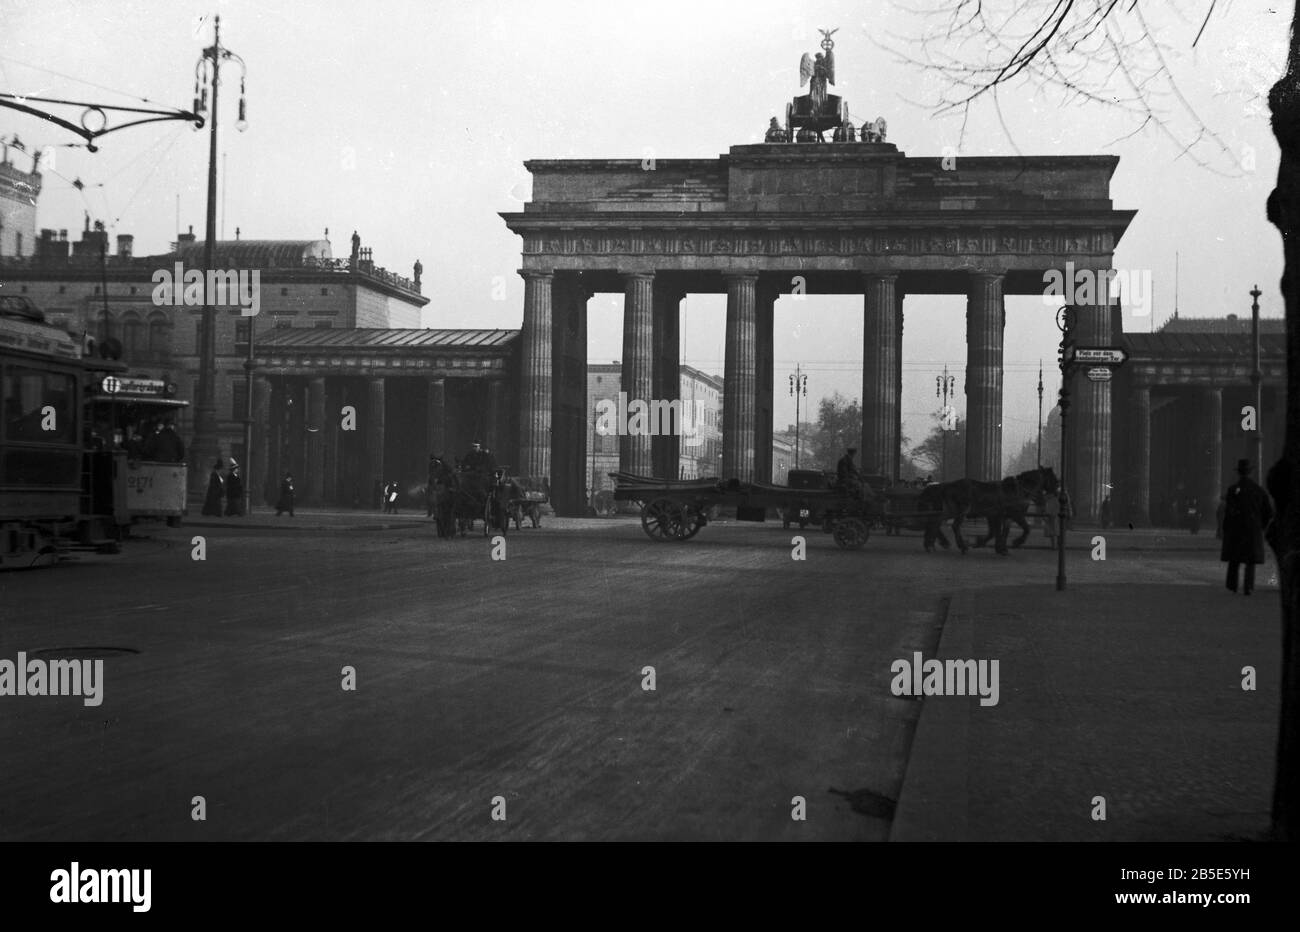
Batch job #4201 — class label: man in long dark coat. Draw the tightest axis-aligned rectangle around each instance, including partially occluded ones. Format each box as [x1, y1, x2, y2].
[1221, 458, 1274, 596]
[225, 459, 245, 516]
[202, 460, 225, 516]
[276, 472, 295, 517]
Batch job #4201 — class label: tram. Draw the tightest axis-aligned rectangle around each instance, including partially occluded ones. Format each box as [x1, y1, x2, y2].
[0, 296, 188, 568]
[84, 371, 189, 528]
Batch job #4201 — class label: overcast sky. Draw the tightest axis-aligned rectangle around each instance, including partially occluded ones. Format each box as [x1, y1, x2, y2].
[2, 0, 1287, 467]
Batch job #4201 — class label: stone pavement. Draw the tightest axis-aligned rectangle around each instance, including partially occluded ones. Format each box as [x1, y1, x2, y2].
[890, 566, 1280, 841]
[181, 504, 621, 533]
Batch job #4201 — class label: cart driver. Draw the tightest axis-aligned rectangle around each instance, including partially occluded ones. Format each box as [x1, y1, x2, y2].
[462, 441, 497, 475]
[836, 447, 864, 497]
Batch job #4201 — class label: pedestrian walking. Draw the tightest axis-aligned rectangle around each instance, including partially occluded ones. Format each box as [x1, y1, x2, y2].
[225, 459, 245, 516]
[1221, 459, 1274, 596]
[276, 472, 296, 517]
[202, 460, 225, 516]
[384, 480, 400, 514]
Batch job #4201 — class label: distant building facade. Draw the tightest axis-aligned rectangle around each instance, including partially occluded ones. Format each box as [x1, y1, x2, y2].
[1113, 313, 1285, 526]
[586, 363, 723, 500]
[0, 140, 41, 257]
[0, 210, 450, 503]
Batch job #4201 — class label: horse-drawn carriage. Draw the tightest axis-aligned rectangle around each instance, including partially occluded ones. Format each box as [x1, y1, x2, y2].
[611, 471, 885, 550]
[426, 456, 512, 539]
[611, 466, 1057, 556]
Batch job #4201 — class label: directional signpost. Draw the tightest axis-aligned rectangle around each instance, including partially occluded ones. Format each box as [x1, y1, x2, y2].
[1055, 326, 1129, 591]
[1066, 346, 1129, 366]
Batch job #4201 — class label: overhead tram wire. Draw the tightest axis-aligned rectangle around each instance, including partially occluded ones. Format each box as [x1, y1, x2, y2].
[0, 54, 173, 108]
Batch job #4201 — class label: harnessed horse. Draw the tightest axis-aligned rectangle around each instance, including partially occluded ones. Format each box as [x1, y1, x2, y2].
[427, 455, 460, 538]
[919, 466, 1059, 555]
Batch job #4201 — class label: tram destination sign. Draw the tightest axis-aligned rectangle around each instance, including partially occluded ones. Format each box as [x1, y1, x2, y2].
[1065, 346, 1128, 366]
[100, 376, 168, 396]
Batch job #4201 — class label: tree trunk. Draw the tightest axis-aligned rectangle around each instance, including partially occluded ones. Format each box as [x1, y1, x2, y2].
[1266, 6, 1300, 841]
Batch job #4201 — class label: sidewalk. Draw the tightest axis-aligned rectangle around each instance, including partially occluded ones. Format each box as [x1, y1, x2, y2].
[182, 505, 638, 533]
[890, 577, 1279, 842]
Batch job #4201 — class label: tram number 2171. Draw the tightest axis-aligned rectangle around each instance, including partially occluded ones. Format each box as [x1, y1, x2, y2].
[127, 475, 154, 491]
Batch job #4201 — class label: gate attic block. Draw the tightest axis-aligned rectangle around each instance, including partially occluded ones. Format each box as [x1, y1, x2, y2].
[501, 142, 1134, 519]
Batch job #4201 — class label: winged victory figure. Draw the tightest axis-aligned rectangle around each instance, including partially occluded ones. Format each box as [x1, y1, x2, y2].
[799, 28, 837, 112]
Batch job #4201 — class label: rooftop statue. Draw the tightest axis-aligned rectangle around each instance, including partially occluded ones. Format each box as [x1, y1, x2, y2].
[785, 28, 847, 142]
[799, 28, 837, 112]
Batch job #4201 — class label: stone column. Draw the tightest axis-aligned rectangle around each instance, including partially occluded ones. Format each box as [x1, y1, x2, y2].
[519, 270, 553, 481]
[1133, 381, 1152, 526]
[253, 375, 272, 506]
[1072, 290, 1113, 520]
[965, 272, 1005, 482]
[367, 376, 386, 505]
[723, 272, 758, 481]
[862, 273, 900, 480]
[552, 274, 591, 515]
[305, 376, 327, 503]
[754, 283, 776, 484]
[895, 288, 905, 481]
[1199, 386, 1224, 514]
[620, 272, 655, 477]
[652, 281, 684, 479]
[426, 377, 446, 457]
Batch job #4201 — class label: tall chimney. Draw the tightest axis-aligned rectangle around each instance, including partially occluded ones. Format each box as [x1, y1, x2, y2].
[116, 234, 134, 259]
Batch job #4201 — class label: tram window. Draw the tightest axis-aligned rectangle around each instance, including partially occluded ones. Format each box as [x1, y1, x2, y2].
[2, 367, 76, 444]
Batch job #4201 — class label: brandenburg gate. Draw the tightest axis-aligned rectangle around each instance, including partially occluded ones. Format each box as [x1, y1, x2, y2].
[501, 35, 1135, 519]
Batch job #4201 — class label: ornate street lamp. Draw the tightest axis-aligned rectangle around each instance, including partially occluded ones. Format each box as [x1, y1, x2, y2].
[191, 15, 249, 500]
[789, 365, 808, 469]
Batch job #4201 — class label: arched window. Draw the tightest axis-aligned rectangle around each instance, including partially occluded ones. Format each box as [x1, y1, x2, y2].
[147, 312, 171, 359]
[121, 312, 143, 360]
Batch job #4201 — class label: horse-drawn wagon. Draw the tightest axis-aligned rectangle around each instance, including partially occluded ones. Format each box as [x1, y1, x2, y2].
[611, 471, 885, 550]
[504, 476, 549, 529]
[426, 456, 512, 538]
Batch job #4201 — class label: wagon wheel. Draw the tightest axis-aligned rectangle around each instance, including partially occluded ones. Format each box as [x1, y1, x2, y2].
[832, 517, 869, 550]
[641, 498, 681, 541]
[674, 504, 704, 541]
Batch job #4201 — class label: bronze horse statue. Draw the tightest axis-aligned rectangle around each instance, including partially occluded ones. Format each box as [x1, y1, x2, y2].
[919, 466, 1059, 556]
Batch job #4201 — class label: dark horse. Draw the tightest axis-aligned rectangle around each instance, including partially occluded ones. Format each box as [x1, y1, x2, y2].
[919, 467, 1059, 556]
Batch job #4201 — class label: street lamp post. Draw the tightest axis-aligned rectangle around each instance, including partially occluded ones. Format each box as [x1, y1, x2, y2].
[1056, 306, 1076, 592]
[190, 15, 248, 497]
[1037, 359, 1044, 468]
[789, 366, 807, 469]
[936, 367, 956, 481]
[1251, 284, 1263, 472]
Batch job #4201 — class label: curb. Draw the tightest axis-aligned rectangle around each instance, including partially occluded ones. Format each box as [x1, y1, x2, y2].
[888, 591, 974, 842]
[182, 519, 430, 532]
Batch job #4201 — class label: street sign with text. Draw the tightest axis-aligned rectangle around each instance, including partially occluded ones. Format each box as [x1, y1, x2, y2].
[1085, 367, 1113, 382]
[1067, 346, 1128, 366]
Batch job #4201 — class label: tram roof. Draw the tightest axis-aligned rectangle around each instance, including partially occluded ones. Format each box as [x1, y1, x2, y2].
[0, 314, 81, 361]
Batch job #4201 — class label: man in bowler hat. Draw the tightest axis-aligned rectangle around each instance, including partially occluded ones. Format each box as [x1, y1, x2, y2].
[1221, 458, 1274, 595]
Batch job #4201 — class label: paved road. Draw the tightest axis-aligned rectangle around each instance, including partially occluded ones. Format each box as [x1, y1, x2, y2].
[0, 517, 1251, 841]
